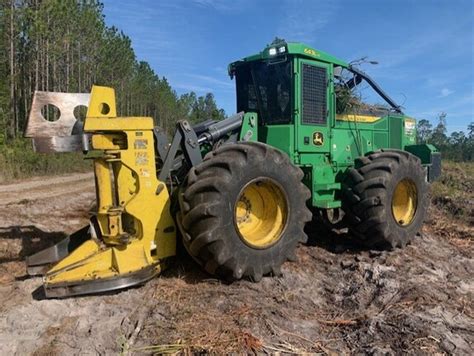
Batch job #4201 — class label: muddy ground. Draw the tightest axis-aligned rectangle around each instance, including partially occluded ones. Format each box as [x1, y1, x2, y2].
[0, 173, 472, 355]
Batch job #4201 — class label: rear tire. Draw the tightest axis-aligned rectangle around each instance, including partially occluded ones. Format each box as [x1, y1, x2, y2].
[177, 142, 312, 281]
[343, 149, 428, 249]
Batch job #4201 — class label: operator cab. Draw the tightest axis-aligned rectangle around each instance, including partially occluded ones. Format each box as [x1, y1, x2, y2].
[228, 39, 408, 159]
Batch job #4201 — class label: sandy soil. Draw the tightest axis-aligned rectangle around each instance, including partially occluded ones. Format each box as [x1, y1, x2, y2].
[0, 173, 472, 355]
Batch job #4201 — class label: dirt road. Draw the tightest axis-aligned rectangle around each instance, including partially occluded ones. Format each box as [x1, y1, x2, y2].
[0, 174, 473, 354]
[0, 173, 94, 206]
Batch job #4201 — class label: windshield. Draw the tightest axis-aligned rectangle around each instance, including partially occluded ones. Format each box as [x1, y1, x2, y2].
[235, 60, 292, 125]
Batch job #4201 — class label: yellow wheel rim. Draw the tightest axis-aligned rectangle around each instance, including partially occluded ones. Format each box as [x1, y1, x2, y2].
[235, 179, 288, 248]
[391, 178, 417, 226]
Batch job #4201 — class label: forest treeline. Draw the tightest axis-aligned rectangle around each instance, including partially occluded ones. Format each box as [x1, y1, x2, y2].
[0, 0, 225, 144]
[0, 0, 227, 181]
[417, 113, 473, 162]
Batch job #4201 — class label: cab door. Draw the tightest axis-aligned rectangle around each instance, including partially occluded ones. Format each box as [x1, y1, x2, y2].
[295, 59, 332, 154]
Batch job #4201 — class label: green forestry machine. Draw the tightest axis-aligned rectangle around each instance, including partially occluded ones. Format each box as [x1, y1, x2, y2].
[25, 40, 440, 297]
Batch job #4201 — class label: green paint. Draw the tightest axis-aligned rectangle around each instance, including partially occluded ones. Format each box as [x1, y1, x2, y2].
[232, 40, 438, 209]
[405, 144, 439, 164]
[239, 112, 259, 142]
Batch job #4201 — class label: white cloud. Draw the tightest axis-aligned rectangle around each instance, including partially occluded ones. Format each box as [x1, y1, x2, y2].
[438, 88, 454, 98]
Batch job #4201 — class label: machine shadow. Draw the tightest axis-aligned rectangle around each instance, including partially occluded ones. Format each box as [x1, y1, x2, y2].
[161, 241, 221, 285]
[0, 225, 67, 264]
[304, 219, 367, 254]
[0, 226, 67, 301]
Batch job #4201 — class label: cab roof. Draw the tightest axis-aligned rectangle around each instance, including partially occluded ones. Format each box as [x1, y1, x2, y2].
[228, 40, 349, 75]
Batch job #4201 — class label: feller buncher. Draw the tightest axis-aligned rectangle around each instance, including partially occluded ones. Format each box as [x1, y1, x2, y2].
[24, 40, 440, 298]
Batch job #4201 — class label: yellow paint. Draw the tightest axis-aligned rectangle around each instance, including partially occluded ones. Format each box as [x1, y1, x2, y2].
[91, 134, 125, 150]
[85, 86, 117, 118]
[313, 131, 324, 146]
[44, 85, 176, 288]
[235, 179, 288, 248]
[85, 117, 154, 131]
[336, 114, 381, 123]
[304, 48, 319, 56]
[94, 159, 113, 212]
[47, 239, 100, 275]
[45, 240, 160, 284]
[392, 178, 417, 226]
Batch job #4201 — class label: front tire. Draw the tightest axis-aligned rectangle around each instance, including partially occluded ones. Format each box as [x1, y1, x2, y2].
[343, 149, 428, 249]
[177, 142, 312, 281]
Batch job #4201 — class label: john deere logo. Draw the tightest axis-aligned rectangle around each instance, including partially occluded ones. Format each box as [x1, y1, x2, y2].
[313, 132, 324, 146]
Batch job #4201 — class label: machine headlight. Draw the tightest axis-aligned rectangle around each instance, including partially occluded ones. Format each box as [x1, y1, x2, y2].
[269, 47, 277, 56]
[278, 46, 286, 53]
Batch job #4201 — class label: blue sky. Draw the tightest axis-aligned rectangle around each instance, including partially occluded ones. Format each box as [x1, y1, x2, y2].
[102, 0, 473, 133]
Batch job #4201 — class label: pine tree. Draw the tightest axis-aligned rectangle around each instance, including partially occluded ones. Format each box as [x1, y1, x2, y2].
[0, 0, 226, 142]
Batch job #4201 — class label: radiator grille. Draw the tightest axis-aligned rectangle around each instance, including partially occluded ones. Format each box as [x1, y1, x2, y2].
[302, 64, 327, 124]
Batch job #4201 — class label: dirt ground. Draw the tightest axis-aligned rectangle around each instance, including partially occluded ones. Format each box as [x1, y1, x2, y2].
[0, 173, 472, 355]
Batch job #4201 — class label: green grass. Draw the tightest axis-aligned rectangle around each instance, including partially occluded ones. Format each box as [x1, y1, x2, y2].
[0, 139, 91, 183]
